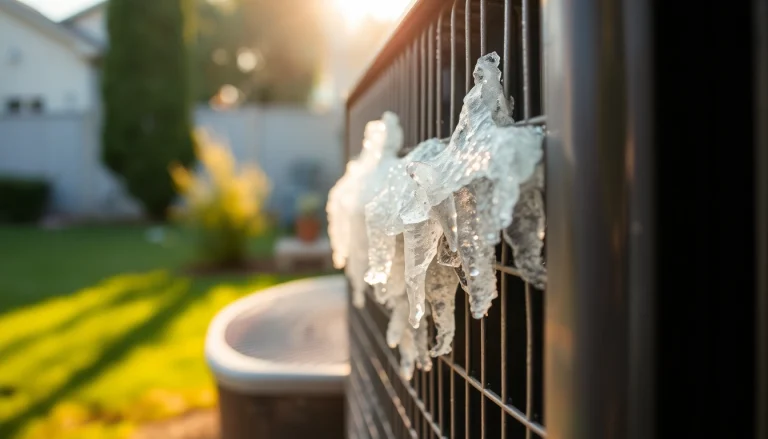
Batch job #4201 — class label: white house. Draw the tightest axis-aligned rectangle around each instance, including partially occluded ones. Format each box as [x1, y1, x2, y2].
[0, 0, 346, 222]
[0, 0, 101, 115]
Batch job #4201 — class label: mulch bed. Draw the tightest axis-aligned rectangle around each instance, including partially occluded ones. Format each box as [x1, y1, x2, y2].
[133, 409, 219, 439]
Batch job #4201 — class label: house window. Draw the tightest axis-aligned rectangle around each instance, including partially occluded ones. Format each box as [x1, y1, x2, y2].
[5, 98, 21, 114]
[29, 98, 44, 114]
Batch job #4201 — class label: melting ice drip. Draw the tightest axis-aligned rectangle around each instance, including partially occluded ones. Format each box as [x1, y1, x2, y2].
[326, 111, 403, 308]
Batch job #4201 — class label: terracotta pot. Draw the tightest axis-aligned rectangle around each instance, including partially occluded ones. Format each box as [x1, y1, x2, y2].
[296, 216, 321, 242]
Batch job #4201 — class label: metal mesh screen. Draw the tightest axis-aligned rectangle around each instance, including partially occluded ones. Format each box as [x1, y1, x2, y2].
[346, 1, 546, 438]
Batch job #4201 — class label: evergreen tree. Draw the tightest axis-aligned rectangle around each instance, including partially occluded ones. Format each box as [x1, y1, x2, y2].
[102, 0, 194, 217]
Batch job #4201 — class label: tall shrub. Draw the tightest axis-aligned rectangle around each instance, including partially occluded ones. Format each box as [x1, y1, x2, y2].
[170, 130, 271, 267]
[102, 0, 194, 217]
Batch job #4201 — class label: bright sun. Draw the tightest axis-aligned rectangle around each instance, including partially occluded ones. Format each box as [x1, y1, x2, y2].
[334, 0, 413, 29]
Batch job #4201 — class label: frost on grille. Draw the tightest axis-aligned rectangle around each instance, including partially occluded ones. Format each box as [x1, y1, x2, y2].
[326, 111, 402, 308]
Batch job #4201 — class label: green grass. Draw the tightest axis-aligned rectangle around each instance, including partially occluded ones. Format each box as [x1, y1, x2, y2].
[0, 225, 308, 439]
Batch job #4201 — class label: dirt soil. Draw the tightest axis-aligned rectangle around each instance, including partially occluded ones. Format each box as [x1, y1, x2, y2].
[132, 410, 220, 439]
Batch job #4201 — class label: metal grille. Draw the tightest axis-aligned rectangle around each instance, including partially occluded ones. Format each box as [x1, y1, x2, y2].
[345, 1, 546, 438]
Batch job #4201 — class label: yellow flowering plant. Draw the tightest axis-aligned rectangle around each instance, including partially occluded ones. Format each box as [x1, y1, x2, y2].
[170, 129, 271, 266]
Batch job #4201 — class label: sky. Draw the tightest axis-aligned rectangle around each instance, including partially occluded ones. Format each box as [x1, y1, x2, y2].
[19, 0, 412, 23]
[18, 0, 103, 21]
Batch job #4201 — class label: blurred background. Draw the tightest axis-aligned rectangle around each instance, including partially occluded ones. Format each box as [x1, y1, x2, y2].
[0, 0, 410, 437]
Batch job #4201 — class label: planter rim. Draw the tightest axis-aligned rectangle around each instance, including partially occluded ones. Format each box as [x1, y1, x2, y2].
[205, 275, 349, 395]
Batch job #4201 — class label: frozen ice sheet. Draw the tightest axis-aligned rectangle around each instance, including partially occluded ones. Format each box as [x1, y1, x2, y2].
[326, 112, 403, 308]
[404, 53, 544, 319]
[364, 139, 448, 323]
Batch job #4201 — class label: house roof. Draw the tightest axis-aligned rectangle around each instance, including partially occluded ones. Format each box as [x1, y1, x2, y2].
[60, 0, 105, 25]
[0, 0, 101, 59]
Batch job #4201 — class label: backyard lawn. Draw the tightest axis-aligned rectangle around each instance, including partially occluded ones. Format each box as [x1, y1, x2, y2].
[0, 225, 302, 439]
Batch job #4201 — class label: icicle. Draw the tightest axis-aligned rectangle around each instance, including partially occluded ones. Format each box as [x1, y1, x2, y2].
[389, 294, 430, 379]
[402, 217, 442, 327]
[455, 264, 469, 293]
[364, 138, 449, 325]
[374, 235, 406, 306]
[397, 318, 417, 380]
[504, 163, 547, 290]
[414, 314, 432, 372]
[433, 196, 459, 251]
[436, 234, 469, 293]
[326, 112, 403, 308]
[455, 184, 498, 319]
[437, 234, 461, 268]
[365, 227, 396, 287]
[387, 294, 410, 349]
[387, 281, 433, 376]
[426, 246, 459, 357]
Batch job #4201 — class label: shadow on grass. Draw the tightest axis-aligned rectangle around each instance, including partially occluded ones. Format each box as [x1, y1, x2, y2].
[0, 273, 168, 364]
[0, 275, 201, 439]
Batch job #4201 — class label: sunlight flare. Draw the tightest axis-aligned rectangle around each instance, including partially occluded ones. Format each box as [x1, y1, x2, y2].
[333, 0, 412, 29]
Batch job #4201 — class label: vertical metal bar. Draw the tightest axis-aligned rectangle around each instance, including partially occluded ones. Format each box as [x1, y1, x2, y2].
[429, 348, 435, 434]
[450, 359, 455, 438]
[405, 45, 418, 146]
[503, 0, 511, 98]
[421, 31, 427, 142]
[465, 301, 470, 439]
[464, 12, 473, 439]
[386, 65, 391, 113]
[450, 1, 457, 130]
[623, 0, 656, 437]
[406, 45, 412, 146]
[402, 50, 407, 146]
[402, 55, 405, 126]
[524, 282, 533, 439]
[756, 1, 768, 438]
[436, 13, 443, 138]
[392, 64, 396, 114]
[344, 102, 351, 165]
[543, 0, 630, 438]
[499, 18, 513, 439]
[439, 360, 444, 434]
[465, 0, 472, 93]
[428, 23, 435, 139]
[450, 5, 458, 439]
[480, 0, 487, 55]
[500, 246, 509, 439]
[403, 53, 408, 133]
[413, 39, 420, 146]
[392, 63, 397, 114]
[423, 370, 428, 437]
[522, 0, 531, 119]
[481, 306, 486, 439]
